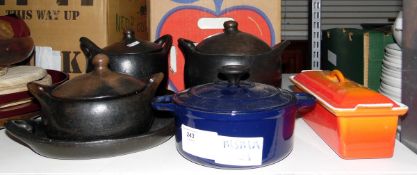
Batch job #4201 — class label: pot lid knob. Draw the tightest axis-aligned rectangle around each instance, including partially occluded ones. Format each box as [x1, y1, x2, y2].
[92, 53, 110, 72]
[218, 65, 249, 86]
[123, 30, 135, 41]
[224, 20, 238, 33]
[175, 64, 294, 113]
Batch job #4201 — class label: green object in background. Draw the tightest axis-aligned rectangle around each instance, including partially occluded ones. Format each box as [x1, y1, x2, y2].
[322, 28, 364, 84]
[321, 28, 394, 91]
[364, 31, 395, 91]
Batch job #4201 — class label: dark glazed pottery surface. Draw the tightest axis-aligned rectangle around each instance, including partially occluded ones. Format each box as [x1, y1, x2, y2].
[80, 32, 172, 95]
[51, 54, 147, 99]
[26, 54, 164, 141]
[5, 113, 174, 160]
[178, 20, 290, 88]
[102, 30, 162, 54]
[195, 21, 271, 56]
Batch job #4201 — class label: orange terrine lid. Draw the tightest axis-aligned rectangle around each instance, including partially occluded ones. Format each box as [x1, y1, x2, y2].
[290, 70, 408, 117]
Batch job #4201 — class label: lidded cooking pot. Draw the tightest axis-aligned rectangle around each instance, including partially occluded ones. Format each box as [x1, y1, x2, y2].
[80, 30, 172, 95]
[290, 70, 408, 159]
[152, 65, 315, 169]
[178, 20, 290, 88]
[27, 54, 164, 141]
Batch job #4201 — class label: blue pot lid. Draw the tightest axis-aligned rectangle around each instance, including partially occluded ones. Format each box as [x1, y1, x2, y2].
[173, 65, 295, 113]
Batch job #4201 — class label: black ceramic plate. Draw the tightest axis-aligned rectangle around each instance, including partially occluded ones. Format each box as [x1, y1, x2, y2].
[5, 112, 174, 160]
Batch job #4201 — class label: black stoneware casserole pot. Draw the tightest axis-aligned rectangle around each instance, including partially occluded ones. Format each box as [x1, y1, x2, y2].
[178, 20, 290, 88]
[152, 65, 315, 169]
[27, 54, 164, 141]
[80, 30, 171, 95]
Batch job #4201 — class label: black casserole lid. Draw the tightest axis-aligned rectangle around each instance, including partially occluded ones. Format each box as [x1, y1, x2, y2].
[102, 30, 162, 55]
[173, 65, 295, 113]
[51, 54, 147, 100]
[195, 21, 271, 56]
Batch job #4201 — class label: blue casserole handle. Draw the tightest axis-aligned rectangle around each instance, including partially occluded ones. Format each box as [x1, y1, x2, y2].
[294, 92, 316, 115]
[152, 95, 176, 112]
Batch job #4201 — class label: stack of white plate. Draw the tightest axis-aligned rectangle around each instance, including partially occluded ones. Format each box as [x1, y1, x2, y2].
[379, 43, 402, 102]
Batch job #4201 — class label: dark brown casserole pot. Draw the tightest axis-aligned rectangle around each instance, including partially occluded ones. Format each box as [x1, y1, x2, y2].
[178, 20, 290, 88]
[27, 54, 164, 141]
[80, 30, 172, 95]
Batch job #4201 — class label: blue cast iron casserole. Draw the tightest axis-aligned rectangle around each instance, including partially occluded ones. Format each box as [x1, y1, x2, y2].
[152, 65, 315, 169]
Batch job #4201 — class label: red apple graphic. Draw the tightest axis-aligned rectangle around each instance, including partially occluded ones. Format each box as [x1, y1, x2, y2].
[157, 5, 276, 91]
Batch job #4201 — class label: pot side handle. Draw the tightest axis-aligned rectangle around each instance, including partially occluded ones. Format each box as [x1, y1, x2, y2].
[152, 95, 176, 112]
[271, 40, 291, 56]
[295, 92, 316, 115]
[178, 38, 197, 56]
[6, 120, 34, 133]
[79, 37, 103, 72]
[79, 37, 103, 57]
[154, 34, 173, 54]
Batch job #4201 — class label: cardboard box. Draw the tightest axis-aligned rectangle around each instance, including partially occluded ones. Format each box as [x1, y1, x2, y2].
[148, 0, 281, 91]
[0, 0, 147, 78]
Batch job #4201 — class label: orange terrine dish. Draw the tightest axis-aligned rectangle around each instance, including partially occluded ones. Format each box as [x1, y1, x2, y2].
[290, 70, 408, 159]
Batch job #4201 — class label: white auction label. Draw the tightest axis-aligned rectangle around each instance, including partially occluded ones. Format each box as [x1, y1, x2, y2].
[181, 125, 264, 166]
[327, 50, 337, 66]
[215, 135, 263, 166]
[181, 125, 218, 160]
[126, 41, 140, 47]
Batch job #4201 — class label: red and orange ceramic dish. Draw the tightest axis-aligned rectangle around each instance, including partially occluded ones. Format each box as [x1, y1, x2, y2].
[0, 69, 68, 121]
[290, 70, 408, 159]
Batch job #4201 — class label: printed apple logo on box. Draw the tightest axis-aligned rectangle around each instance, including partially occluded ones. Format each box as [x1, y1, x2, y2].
[157, 0, 276, 91]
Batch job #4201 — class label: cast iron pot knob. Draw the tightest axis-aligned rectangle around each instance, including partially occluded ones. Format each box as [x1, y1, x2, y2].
[218, 65, 249, 86]
[224, 20, 238, 33]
